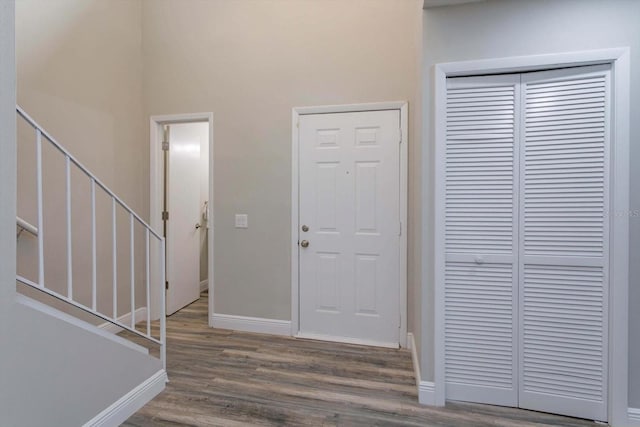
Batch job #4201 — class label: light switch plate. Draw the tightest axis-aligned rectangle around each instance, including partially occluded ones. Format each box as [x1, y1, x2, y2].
[235, 214, 248, 228]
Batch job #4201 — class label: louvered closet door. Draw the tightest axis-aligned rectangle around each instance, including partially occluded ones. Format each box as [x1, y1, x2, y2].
[444, 75, 520, 406]
[518, 64, 610, 421]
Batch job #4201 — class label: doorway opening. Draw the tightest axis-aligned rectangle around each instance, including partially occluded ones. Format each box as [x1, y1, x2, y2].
[150, 113, 214, 323]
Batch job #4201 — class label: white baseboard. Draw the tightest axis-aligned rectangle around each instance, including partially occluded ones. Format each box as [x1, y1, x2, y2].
[84, 369, 167, 427]
[212, 313, 291, 336]
[418, 381, 436, 406]
[200, 280, 208, 293]
[407, 332, 437, 406]
[296, 331, 399, 348]
[629, 407, 640, 424]
[99, 307, 148, 334]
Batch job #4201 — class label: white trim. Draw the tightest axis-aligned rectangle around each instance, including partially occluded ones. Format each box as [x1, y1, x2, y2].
[293, 101, 408, 116]
[431, 48, 630, 425]
[149, 113, 214, 326]
[398, 103, 409, 348]
[83, 369, 167, 427]
[98, 307, 148, 335]
[291, 101, 409, 347]
[296, 332, 399, 349]
[628, 408, 640, 424]
[212, 313, 291, 336]
[408, 332, 419, 385]
[419, 382, 436, 406]
[290, 108, 300, 336]
[423, 0, 484, 8]
[200, 279, 208, 293]
[408, 333, 436, 405]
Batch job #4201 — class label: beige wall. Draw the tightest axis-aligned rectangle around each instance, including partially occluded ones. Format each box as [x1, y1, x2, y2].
[16, 0, 422, 335]
[422, 0, 640, 405]
[16, 0, 149, 319]
[142, 0, 424, 324]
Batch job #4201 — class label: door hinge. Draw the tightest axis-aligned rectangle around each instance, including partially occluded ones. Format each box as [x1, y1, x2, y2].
[399, 221, 402, 236]
[162, 211, 169, 221]
[399, 128, 402, 144]
[162, 126, 170, 150]
[165, 281, 169, 290]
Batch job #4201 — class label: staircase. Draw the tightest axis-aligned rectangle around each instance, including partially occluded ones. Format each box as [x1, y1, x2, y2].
[14, 106, 167, 426]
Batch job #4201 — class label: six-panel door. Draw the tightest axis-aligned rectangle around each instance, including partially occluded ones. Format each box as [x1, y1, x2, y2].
[298, 110, 401, 347]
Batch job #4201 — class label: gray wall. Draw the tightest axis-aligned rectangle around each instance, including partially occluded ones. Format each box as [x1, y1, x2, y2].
[0, 0, 17, 415]
[421, 0, 640, 405]
[4, 301, 161, 426]
[142, 0, 424, 326]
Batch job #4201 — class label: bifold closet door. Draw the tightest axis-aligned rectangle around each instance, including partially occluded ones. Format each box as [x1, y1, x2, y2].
[444, 74, 520, 406]
[518, 64, 610, 422]
[444, 64, 610, 421]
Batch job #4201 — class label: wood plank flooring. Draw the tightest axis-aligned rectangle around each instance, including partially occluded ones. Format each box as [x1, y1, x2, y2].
[123, 294, 597, 427]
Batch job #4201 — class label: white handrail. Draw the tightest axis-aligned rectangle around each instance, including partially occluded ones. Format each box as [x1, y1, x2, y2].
[16, 105, 166, 372]
[16, 106, 162, 240]
[16, 216, 38, 236]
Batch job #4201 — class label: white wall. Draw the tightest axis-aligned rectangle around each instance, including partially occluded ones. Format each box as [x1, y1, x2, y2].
[142, 0, 424, 328]
[422, 0, 640, 406]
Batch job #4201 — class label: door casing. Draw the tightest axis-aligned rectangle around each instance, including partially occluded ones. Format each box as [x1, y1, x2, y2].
[432, 48, 630, 425]
[291, 102, 409, 348]
[150, 113, 214, 325]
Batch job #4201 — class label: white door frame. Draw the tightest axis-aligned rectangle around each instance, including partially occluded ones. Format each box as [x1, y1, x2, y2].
[432, 48, 630, 425]
[291, 101, 409, 348]
[150, 112, 214, 325]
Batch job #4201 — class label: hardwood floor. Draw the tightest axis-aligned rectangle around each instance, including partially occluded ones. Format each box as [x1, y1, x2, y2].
[123, 294, 597, 427]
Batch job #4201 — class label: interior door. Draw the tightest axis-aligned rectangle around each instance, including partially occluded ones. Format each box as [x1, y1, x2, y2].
[298, 110, 401, 347]
[166, 122, 205, 315]
[518, 64, 610, 422]
[444, 74, 520, 406]
[442, 64, 610, 421]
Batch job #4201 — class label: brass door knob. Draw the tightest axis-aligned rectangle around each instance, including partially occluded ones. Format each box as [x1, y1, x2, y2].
[300, 240, 309, 248]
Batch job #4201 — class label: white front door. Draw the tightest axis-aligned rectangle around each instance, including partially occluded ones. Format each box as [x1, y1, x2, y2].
[166, 122, 207, 315]
[298, 110, 401, 347]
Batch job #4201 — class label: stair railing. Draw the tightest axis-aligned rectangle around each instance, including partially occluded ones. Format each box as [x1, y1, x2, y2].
[16, 106, 166, 371]
[16, 215, 38, 239]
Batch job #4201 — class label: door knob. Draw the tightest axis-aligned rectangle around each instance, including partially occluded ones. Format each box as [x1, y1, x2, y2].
[195, 223, 202, 229]
[301, 224, 309, 232]
[300, 240, 309, 248]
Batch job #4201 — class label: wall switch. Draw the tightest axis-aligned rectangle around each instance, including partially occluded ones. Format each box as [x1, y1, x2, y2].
[235, 214, 248, 228]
